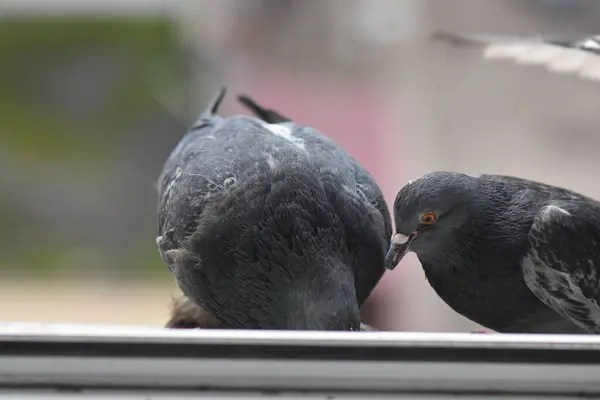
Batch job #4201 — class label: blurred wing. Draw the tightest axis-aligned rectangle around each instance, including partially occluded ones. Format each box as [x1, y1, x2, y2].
[432, 31, 600, 82]
[523, 200, 600, 333]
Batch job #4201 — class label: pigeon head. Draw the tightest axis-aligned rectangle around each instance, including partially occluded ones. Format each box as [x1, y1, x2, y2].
[385, 171, 479, 270]
[169, 162, 362, 331]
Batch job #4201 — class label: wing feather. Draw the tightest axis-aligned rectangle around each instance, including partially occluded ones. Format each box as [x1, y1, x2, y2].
[523, 200, 600, 333]
[432, 32, 600, 82]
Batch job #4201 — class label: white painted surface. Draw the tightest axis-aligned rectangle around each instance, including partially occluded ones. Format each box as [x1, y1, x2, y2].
[0, 390, 580, 400]
[4, 321, 600, 346]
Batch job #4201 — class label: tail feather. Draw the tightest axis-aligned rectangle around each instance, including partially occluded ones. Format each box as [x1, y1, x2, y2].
[237, 94, 291, 124]
[191, 86, 227, 129]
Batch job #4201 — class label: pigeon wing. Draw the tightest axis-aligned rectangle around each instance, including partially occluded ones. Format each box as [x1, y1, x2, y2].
[523, 200, 600, 333]
[432, 31, 600, 82]
[156, 88, 227, 264]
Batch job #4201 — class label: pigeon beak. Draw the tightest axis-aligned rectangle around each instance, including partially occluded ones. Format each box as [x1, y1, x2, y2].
[384, 232, 417, 270]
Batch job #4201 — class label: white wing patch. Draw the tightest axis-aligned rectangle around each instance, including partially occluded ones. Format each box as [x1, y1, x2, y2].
[407, 175, 423, 185]
[483, 42, 587, 72]
[262, 123, 306, 150]
[484, 42, 548, 63]
[540, 204, 571, 221]
[481, 40, 600, 82]
[263, 153, 277, 170]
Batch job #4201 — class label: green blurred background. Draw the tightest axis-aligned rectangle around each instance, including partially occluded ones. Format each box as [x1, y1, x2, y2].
[0, 16, 200, 325]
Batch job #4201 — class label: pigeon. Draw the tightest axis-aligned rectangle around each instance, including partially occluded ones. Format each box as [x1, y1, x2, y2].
[165, 294, 378, 331]
[384, 171, 599, 334]
[156, 87, 391, 330]
[432, 31, 600, 82]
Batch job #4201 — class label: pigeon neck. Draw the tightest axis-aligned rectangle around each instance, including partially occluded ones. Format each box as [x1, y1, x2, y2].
[418, 236, 476, 275]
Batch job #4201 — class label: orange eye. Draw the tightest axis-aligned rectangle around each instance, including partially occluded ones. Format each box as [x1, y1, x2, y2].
[420, 211, 437, 225]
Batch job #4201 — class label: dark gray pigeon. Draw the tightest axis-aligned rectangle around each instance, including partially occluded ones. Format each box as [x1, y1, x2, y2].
[432, 32, 600, 82]
[156, 87, 391, 330]
[384, 171, 600, 334]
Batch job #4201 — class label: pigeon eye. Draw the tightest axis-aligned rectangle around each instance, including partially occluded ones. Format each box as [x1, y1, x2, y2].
[420, 211, 437, 225]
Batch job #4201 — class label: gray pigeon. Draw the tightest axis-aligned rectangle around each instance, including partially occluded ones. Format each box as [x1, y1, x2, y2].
[384, 171, 599, 334]
[432, 32, 600, 82]
[156, 87, 391, 330]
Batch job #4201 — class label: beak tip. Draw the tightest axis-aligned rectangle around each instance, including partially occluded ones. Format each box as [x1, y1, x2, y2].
[384, 254, 399, 271]
[384, 231, 417, 271]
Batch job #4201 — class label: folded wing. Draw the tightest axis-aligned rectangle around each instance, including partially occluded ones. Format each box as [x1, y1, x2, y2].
[523, 200, 600, 333]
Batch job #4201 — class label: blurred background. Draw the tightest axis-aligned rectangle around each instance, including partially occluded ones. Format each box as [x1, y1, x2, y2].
[1, 0, 600, 332]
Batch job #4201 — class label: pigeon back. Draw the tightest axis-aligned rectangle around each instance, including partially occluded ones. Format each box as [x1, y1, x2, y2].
[156, 89, 391, 329]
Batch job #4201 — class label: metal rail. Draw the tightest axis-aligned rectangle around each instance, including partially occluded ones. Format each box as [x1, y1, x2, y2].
[0, 323, 598, 398]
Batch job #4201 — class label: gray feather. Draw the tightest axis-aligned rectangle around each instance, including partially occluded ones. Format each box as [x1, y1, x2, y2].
[432, 31, 600, 82]
[156, 89, 391, 330]
[389, 171, 596, 333]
